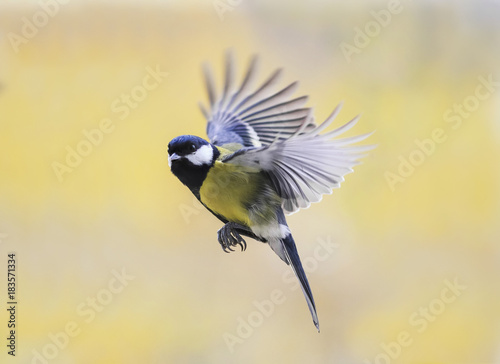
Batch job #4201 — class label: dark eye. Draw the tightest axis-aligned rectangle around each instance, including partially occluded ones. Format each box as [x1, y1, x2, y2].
[190, 144, 196, 151]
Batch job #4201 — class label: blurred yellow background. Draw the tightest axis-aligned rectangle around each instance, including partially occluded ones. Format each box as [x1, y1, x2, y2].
[1, 0, 499, 363]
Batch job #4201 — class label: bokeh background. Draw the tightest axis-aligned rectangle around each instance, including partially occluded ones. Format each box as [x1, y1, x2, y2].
[1, 0, 499, 363]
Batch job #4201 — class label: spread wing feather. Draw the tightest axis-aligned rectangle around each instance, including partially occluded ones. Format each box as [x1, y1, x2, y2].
[201, 51, 315, 147]
[222, 103, 375, 214]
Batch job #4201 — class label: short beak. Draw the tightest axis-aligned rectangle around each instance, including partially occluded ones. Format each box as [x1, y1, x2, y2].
[168, 153, 181, 167]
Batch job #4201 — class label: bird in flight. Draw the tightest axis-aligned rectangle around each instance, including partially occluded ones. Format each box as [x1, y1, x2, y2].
[167, 52, 373, 331]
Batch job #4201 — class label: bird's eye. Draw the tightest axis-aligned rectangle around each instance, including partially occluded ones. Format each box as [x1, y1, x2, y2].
[190, 144, 196, 151]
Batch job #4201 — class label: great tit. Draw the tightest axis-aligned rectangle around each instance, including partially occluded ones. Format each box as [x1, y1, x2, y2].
[168, 53, 373, 332]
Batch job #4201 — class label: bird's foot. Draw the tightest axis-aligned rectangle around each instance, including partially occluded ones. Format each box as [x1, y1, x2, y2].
[217, 222, 251, 253]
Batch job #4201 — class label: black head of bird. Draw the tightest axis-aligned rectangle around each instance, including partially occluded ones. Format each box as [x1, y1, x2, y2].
[168, 135, 221, 194]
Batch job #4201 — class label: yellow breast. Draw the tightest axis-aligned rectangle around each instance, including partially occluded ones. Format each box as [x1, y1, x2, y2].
[199, 160, 258, 227]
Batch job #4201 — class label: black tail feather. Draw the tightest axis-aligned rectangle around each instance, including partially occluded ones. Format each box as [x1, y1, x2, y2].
[281, 233, 320, 332]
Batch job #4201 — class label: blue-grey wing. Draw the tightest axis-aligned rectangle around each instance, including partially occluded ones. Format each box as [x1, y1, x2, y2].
[200, 51, 315, 147]
[222, 104, 375, 214]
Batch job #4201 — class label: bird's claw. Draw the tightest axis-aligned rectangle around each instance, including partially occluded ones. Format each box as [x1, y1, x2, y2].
[217, 223, 248, 253]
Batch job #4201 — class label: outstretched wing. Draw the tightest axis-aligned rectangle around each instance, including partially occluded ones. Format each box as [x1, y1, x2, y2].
[200, 51, 315, 147]
[222, 103, 374, 214]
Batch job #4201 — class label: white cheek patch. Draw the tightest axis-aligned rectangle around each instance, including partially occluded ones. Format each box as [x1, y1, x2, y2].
[185, 144, 214, 166]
